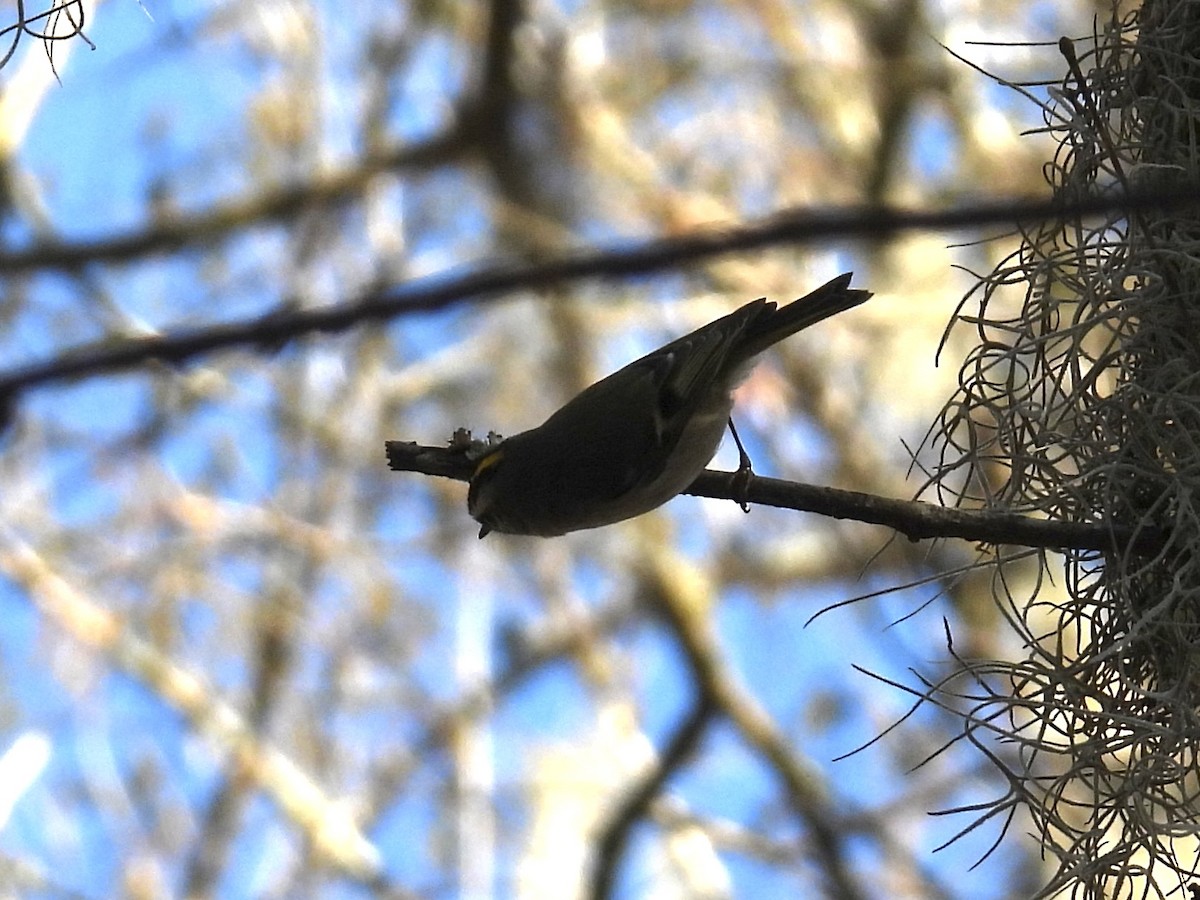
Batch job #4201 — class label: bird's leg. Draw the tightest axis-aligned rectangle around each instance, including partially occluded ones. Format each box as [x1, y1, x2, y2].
[727, 417, 753, 513]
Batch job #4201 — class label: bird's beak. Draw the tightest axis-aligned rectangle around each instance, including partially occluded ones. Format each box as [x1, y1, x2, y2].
[478, 524, 491, 539]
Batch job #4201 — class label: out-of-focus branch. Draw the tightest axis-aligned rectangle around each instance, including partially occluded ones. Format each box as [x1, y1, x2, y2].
[361, 596, 639, 823]
[0, 128, 467, 273]
[384, 440, 1166, 553]
[5, 183, 1199, 277]
[588, 695, 717, 900]
[0, 531, 383, 884]
[3, 187, 1199, 414]
[639, 549, 867, 900]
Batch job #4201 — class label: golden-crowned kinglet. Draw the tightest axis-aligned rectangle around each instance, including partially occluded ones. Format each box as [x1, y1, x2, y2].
[468, 272, 871, 537]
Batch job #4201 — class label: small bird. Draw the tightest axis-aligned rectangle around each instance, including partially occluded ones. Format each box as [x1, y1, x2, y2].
[468, 273, 871, 537]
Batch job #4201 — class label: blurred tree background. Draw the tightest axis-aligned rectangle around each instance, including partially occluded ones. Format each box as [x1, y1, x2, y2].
[0, 0, 1126, 897]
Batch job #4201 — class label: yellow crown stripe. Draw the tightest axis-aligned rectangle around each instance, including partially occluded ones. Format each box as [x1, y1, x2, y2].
[473, 447, 504, 476]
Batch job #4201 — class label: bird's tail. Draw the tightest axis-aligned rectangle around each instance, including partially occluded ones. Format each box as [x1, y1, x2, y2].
[739, 272, 871, 359]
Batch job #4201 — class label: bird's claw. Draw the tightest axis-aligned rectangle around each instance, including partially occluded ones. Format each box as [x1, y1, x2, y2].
[731, 464, 753, 513]
[727, 417, 753, 514]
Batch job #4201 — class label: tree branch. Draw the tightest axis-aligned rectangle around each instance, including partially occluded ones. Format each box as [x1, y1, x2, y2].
[3, 187, 1198, 414]
[384, 440, 1167, 553]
